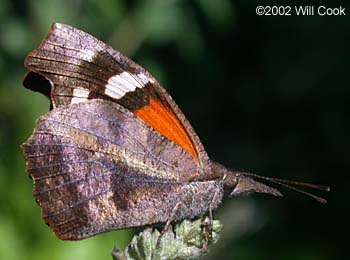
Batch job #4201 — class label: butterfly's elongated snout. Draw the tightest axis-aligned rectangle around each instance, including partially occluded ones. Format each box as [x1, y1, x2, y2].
[225, 174, 283, 198]
[211, 163, 282, 198]
[212, 162, 329, 203]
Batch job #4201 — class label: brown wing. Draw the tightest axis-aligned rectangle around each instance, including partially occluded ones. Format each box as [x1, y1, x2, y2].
[23, 23, 211, 174]
[22, 99, 220, 239]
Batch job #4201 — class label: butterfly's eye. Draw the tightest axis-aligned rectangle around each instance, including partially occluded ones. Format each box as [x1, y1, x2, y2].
[223, 173, 238, 191]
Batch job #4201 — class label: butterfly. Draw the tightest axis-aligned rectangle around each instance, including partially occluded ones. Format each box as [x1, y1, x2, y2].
[22, 23, 329, 240]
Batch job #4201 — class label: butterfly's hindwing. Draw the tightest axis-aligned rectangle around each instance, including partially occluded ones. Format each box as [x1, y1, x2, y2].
[22, 99, 222, 239]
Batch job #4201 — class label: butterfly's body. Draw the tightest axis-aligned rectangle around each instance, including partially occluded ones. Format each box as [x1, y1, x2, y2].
[22, 23, 326, 240]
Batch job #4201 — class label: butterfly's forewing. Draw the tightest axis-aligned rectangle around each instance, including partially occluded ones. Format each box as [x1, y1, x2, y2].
[24, 23, 212, 175]
[22, 99, 223, 239]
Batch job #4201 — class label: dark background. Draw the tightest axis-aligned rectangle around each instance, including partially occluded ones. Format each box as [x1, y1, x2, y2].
[0, 0, 348, 259]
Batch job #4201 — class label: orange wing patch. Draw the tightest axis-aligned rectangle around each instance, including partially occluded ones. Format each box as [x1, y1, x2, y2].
[134, 98, 198, 161]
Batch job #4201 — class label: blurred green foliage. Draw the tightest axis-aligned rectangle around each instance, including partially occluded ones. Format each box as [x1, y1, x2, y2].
[0, 0, 348, 259]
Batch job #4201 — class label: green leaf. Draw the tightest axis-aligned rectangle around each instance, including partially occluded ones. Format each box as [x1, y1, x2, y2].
[113, 217, 223, 260]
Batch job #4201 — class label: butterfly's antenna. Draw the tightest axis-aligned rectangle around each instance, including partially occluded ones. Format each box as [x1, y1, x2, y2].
[239, 172, 330, 204]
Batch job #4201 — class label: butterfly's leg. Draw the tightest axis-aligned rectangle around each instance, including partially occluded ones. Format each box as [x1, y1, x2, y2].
[202, 187, 222, 251]
[155, 202, 181, 248]
[209, 187, 221, 228]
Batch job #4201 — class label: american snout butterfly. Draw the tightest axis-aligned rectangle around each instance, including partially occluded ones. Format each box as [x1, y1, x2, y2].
[22, 23, 329, 241]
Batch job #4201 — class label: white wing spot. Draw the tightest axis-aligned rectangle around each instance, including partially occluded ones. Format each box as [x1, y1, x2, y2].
[71, 88, 90, 104]
[105, 71, 149, 99]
